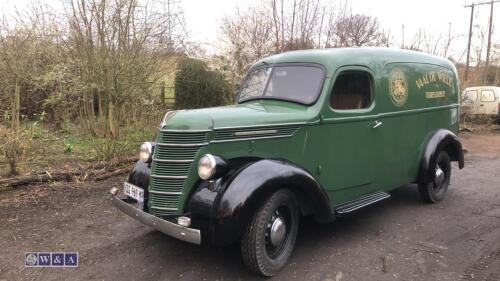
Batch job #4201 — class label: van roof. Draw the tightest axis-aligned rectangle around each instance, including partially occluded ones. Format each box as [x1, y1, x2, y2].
[254, 47, 456, 76]
[463, 86, 500, 91]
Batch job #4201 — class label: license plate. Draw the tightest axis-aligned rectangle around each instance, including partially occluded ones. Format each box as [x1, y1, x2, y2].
[124, 182, 144, 202]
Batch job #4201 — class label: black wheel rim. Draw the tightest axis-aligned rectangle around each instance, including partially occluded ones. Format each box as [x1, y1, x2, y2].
[265, 205, 292, 259]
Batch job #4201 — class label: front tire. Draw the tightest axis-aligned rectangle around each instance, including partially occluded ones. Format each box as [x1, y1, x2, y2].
[418, 151, 451, 203]
[241, 189, 299, 276]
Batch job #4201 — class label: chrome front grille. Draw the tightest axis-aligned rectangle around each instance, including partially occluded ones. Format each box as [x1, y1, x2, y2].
[151, 161, 192, 177]
[149, 129, 210, 217]
[157, 131, 209, 144]
[154, 145, 200, 160]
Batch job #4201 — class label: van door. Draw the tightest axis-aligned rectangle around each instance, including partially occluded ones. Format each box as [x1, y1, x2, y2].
[306, 67, 377, 205]
[479, 89, 498, 115]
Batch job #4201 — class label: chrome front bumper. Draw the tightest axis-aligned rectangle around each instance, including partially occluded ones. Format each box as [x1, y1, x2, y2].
[110, 196, 201, 245]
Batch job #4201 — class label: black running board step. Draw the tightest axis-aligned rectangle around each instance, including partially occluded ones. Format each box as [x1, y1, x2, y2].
[334, 191, 391, 215]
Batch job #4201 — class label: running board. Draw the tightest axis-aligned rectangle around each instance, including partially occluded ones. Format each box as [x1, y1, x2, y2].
[334, 191, 391, 215]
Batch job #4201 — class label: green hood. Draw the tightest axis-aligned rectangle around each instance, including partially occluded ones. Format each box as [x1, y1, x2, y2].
[164, 100, 319, 130]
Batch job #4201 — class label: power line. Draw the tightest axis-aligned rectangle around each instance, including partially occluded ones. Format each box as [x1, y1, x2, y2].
[464, 0, 499, 7]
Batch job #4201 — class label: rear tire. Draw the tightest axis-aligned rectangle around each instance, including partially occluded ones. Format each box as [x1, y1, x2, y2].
[240, 189, 299, 276]
[418, 151, 451, 203]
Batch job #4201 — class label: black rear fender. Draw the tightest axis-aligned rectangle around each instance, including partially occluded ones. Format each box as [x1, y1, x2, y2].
[418, 129, 464, 184]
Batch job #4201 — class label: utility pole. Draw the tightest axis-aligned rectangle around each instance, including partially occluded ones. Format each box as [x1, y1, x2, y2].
[484, 0, 495, 83]
[465, 3, 474, 81]
[464, 0, 499, 83]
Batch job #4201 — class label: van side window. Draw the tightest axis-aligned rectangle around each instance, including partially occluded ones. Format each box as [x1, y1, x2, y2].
[330, 72, 372, 110]
[463, 90, 478, 102]
[480, 90, 496, 102]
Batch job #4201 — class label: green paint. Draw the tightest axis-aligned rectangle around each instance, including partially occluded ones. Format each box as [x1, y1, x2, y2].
[153, 48, 459, 213]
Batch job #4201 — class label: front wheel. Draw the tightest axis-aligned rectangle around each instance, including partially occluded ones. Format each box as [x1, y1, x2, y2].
[240, 189, 299, 276]
[418, 151, 451, 203]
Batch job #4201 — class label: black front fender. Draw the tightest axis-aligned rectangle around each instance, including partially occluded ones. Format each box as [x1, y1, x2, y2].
[127, 160, 150, 211]
[127, 160, 150, 189]
[188, 159, 334, 245]
[418, 129, 464, 184]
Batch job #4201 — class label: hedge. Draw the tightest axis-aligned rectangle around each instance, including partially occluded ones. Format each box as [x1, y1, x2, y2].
[174, 58, 234, 109]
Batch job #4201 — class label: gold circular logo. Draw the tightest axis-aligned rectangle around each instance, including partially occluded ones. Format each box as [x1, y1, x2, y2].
[389, 69, 408, 107]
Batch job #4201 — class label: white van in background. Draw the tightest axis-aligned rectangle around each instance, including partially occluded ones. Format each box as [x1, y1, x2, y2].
[461, 86, 500, 121]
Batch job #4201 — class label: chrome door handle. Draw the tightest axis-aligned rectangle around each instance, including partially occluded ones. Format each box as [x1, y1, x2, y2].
[373, 120, 383, 129]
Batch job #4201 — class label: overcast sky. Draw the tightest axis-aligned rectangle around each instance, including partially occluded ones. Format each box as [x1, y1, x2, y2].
[181, 0, 498, 59]
[1, 0, 498, 59]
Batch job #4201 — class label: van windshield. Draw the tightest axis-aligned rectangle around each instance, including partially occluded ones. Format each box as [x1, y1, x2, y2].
[238, 65, 325, 105]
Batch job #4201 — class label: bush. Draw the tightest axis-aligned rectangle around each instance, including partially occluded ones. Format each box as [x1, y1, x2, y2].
[174, 58, 234, 109]
[92, 138, 131, 161]
[1, 126, 33, 176]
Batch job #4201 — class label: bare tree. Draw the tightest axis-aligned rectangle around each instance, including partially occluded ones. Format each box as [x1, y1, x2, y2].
[330, 14, 382, 47]
[66, 0, 186, 139]
[219, 0, 367, 81]
[0, 4, 63, 175]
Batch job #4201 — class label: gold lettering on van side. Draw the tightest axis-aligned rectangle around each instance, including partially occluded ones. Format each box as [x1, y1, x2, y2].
[425, 91, 446, 99]
[415, 71, 453, 89]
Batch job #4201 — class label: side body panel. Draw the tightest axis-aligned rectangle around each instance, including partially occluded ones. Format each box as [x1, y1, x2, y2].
[375, 62, 459, 190]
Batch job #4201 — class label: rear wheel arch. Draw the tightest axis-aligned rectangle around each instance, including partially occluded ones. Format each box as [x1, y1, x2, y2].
[442, 141, 463, 166]
[418, 129, 464, 184]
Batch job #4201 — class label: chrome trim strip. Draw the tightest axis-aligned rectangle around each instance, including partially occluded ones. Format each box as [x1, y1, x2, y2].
[150, 174, 188, 179]
[334, 192, 391, 214]
[210, 134, 294, 143]
[233, 129, 278, 136]
[156, 142, 209, 147]
[152, 158, 193, 163]
[214, 122, 306, 130]
[110, 196, 200, 244]
[322, 104, 459, 124]
[149, 190, 183, 195]
[159, 129, 212, 133]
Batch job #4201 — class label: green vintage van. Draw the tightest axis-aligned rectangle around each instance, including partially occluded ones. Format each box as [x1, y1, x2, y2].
[110, 48, 464, 276]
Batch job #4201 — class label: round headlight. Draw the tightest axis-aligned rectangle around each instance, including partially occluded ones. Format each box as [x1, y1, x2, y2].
[139, 142, 153, 163]
[198, 154, 216, 180]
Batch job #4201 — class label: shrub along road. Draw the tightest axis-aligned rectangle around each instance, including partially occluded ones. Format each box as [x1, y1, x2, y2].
[1, 132, 500, 281]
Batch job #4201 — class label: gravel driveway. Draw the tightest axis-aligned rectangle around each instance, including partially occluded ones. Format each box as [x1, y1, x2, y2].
[1, 132, 499, 281]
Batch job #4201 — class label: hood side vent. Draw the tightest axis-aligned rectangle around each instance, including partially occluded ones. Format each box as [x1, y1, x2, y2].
[212, 124, 302, 142]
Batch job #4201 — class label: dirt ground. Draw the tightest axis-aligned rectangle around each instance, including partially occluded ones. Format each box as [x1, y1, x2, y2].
[1, 132, 500, 281]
